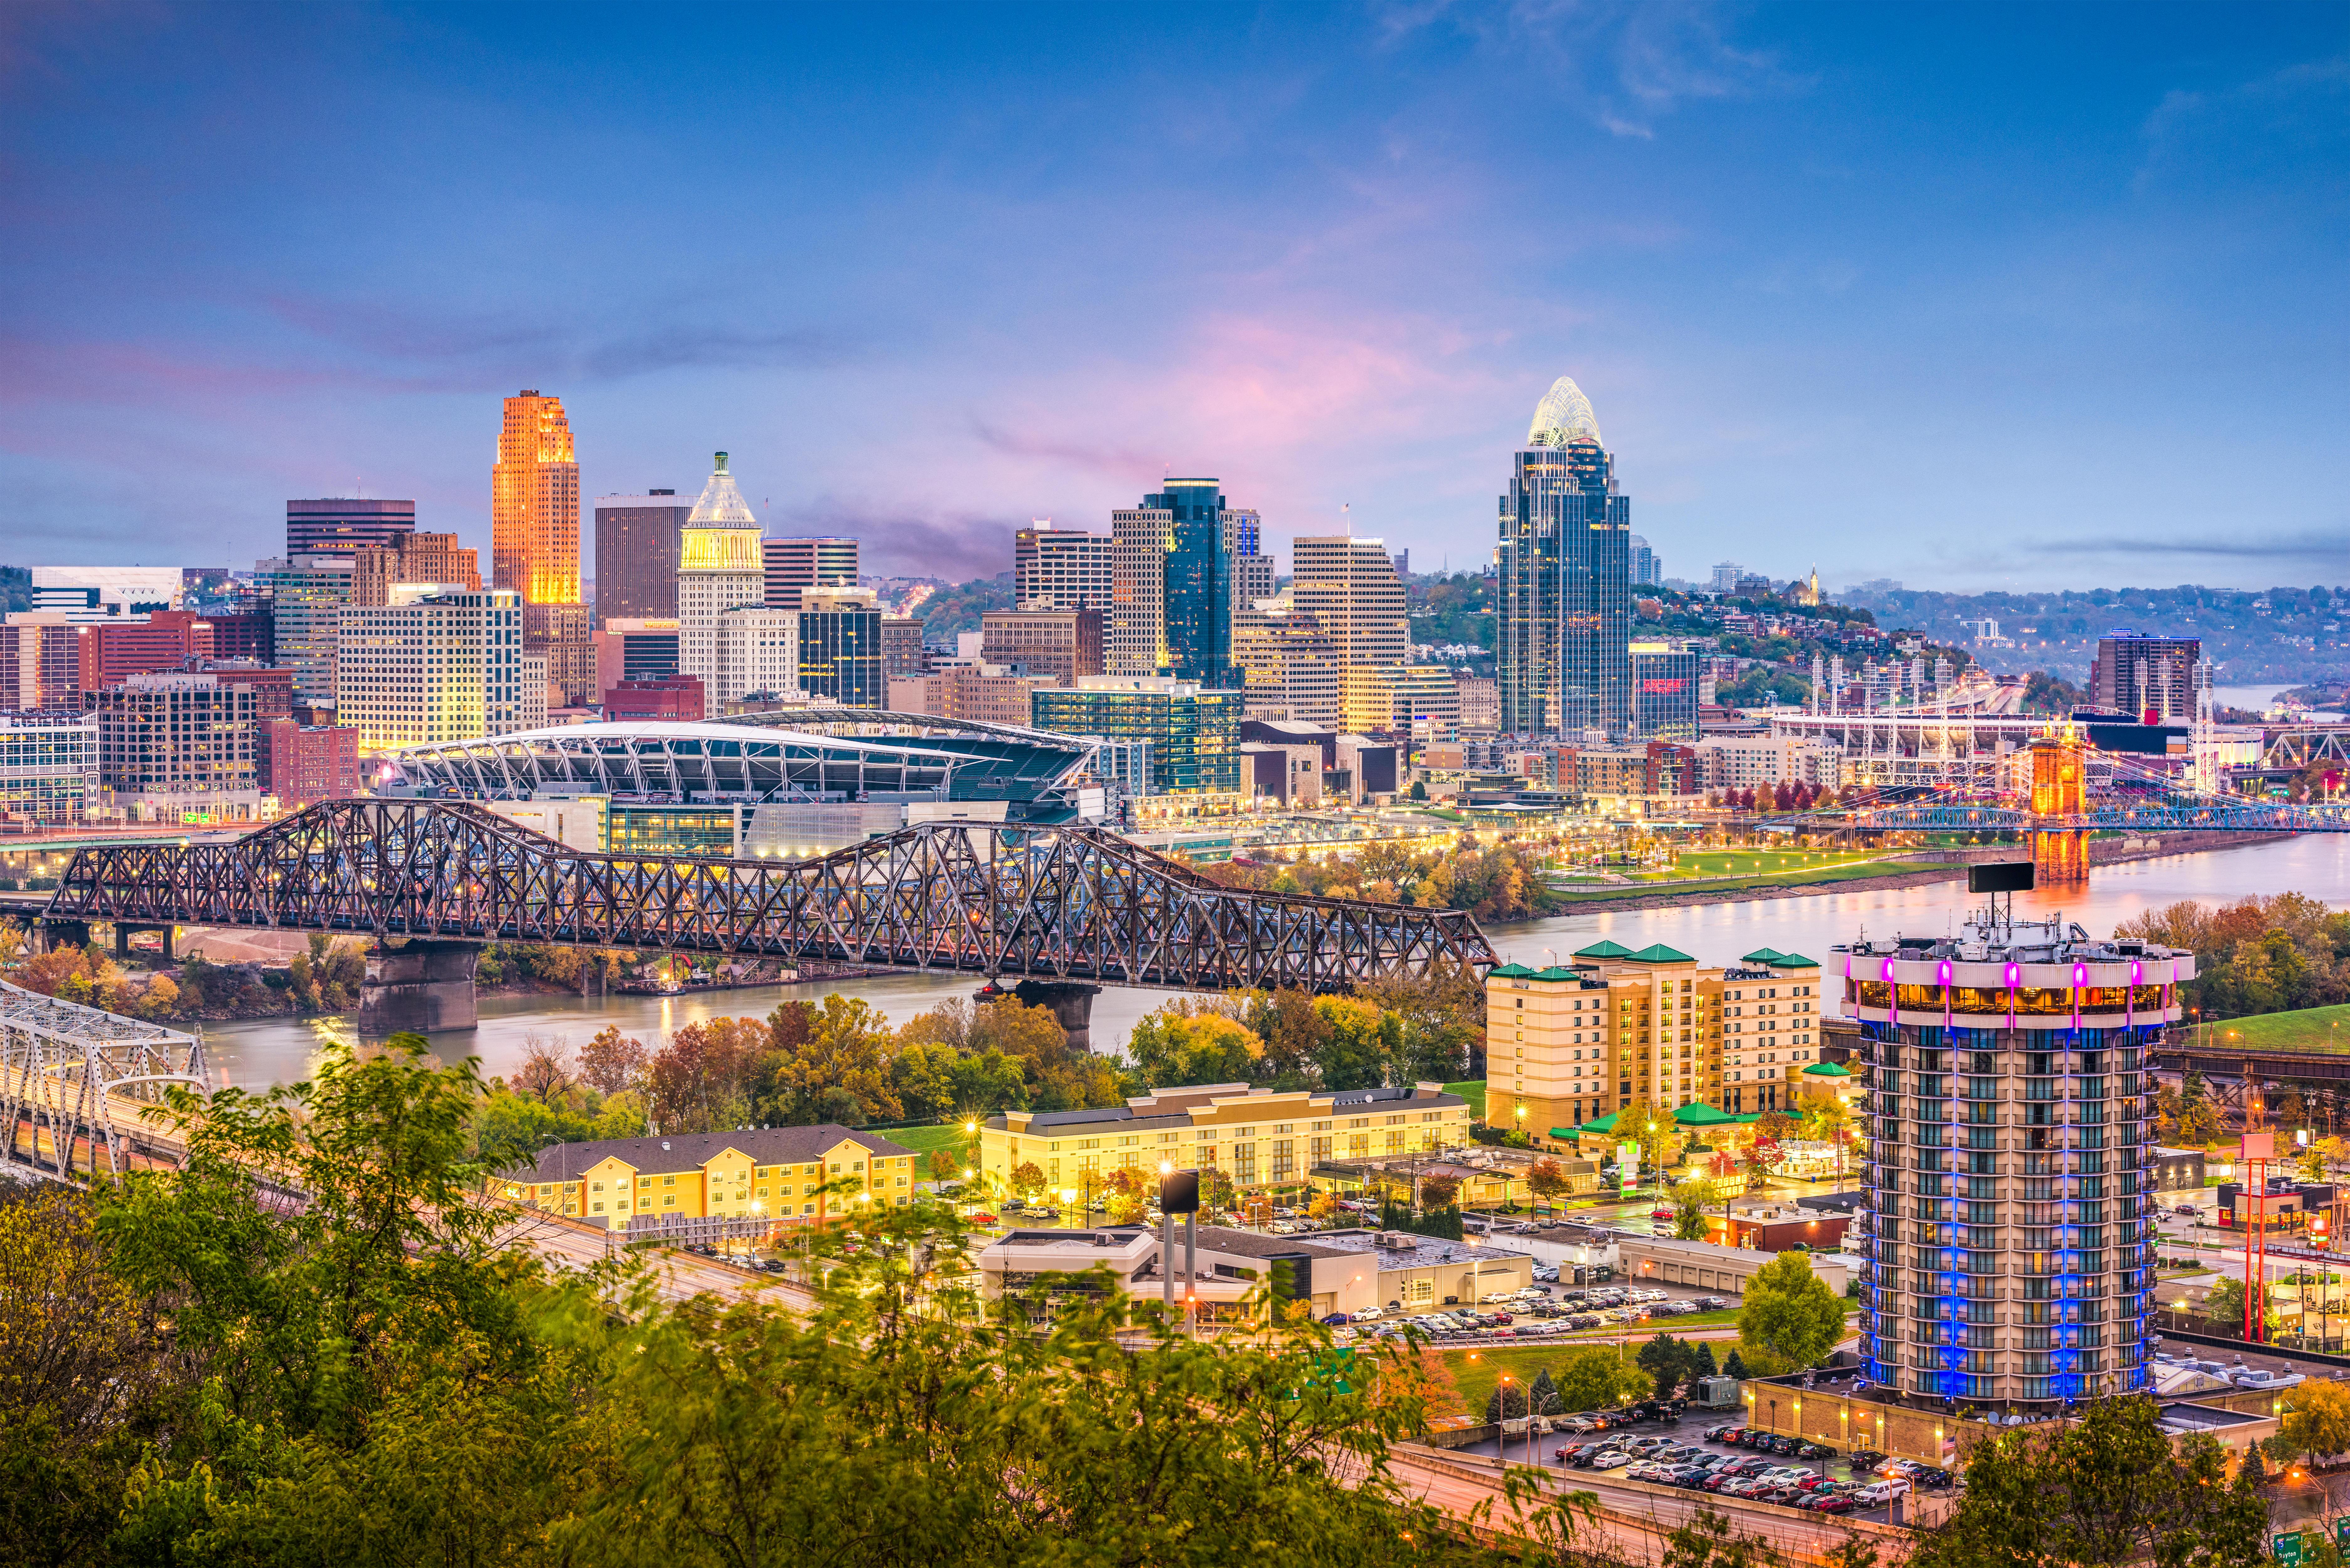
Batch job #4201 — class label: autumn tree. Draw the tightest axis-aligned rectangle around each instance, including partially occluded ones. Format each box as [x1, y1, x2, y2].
[512, 1031, 577, 1104]
[581, 1024, 649, 1095]
[1527, 1158, 1568, 1206]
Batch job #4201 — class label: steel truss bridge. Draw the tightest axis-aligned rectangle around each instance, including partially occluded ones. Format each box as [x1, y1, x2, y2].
[43, 799, 1497, 993]
[0, 977, 208, 1180]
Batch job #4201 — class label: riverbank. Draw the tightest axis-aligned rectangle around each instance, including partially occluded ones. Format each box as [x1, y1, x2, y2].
[1535, 830, 2300, 917]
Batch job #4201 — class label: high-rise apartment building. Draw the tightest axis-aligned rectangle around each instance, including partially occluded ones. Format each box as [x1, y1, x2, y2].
[0, 712, 99, 824]
[286, 498, 416, 556]
[1145, 479, 1232, 686]
[334, 589, 539, 751]
[881, 617, 926, 678]
[351, 532, 482, 608]
[256, 553, 358, 702]
[492, 391, 580, 604]
[594, 490, 693, 620]
[1631, 640, 1702, 742]
[90, 671, 262, 807]
[1231, 603, 1341, 728]
[762, 538, 859, 611]
[675, 454, 766, 719]
[1289, 536, 1409, 669]
[980, 608, 1103, 685]
[1628, 535, 1660, 588]
[2089, 632, 2200, 722]
[1496, 377, 1631, 737]
[1108, 506, 1171, 676]
[0, 617, 81, 711]
[1849, 908, 2186, 1409]
[1030, 677, 1240, 796]
[1014, 521, 1115, 611]
[1484, 943, 1732, 1141]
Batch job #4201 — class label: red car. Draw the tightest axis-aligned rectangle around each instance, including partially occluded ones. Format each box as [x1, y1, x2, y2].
[969, 1212, 999, 1224]
[1651, 1207, 1676, 1224]
[1804, 1494, 1856, 1515]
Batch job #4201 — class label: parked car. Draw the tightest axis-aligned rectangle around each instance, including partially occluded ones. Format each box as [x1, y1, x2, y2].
[1912, 1466, 1955, 1490]
[1845, 1449, 1886, 1470]
[1590, 1449, 1633, 1469]
[1798, 1443, 1835, 1461]
[1852, 1480, 1911, 1504]
[968, 1212, 999, 1225]
[1804, 1493, 1857, 1514]
[1320, 1312, 1353, 1326]
[1704, 1423, 1743, 1442]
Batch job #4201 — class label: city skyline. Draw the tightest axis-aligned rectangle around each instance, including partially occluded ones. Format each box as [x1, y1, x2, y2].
[3, 6, 2344, 590]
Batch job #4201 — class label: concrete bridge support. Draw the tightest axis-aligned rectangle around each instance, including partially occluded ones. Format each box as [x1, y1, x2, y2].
[37, 919, 90, 954]
[112, 922, 173, 961]
[1010, 978, 1103, 1054]
[359, 940, 480, 1036]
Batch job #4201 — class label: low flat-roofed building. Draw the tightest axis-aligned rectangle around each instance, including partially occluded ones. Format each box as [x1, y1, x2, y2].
[1616, 1232, 1849, 1297]
[976, 1221, 1533, 1326]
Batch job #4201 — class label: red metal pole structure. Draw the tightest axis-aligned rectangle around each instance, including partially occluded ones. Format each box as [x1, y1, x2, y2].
[2243, 1131, 2273, 1343]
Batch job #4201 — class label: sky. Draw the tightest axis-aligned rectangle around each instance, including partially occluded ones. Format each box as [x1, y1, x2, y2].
[1, 2, 2344, 593]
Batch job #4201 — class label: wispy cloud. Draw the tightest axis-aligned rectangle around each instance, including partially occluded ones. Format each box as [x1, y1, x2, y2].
[2136, 54, 2350, 193]
[2029, 529, 2347, 562]
[1373, 0, 1796, 138]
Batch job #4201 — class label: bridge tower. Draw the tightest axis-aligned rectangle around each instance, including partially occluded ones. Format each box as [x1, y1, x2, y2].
[2028, 729, 2089, 884]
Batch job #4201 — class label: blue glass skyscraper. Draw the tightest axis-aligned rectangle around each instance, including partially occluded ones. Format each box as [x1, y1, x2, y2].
[1143, 478, 1233, 686]
[1496, 377, 1631, 737]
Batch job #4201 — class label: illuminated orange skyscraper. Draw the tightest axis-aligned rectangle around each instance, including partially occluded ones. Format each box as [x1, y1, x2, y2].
[492, 391, 580, 604]
[490, 391, 593, 705]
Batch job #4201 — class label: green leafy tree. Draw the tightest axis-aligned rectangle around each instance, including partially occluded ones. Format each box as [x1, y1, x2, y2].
[1911, 1396, 2266, 1568]
[2282, 1379, 2350, 1459]
[1549, 1346, 1652, 1412]
[1736, 1253, 1846, 1370]
[1528, 1367, 1561, 1417]
[1721, 1348, 1750, 1380]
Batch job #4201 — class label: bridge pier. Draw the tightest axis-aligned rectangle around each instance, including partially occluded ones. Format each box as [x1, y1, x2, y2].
[1009, 979, 1102, 1054]
[112, 922, 173, 962]
[38, 919, 90, 954]
[359, 940, 480, 1036]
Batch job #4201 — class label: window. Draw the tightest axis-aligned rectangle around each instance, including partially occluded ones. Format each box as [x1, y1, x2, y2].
[1407, 1279, 1434, 1304]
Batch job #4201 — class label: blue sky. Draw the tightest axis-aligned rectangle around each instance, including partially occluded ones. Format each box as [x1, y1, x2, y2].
[2, 2, 2343, 591]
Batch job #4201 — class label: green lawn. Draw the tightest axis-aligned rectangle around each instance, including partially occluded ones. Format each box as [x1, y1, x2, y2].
[2208, 1004, 2350, 1054]
[1444, 1344, 1628, 1415]
[1545, 858, 1946, 904]
[1446, 1081, 1487, 1118]
[873, 1123, 974, 1159]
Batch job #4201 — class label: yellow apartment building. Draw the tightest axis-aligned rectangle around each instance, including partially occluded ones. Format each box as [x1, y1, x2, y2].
[981, 1081, 1472, 1198]
[1486, 941, 1835, 1148]
[493, 1125, 918, 1230]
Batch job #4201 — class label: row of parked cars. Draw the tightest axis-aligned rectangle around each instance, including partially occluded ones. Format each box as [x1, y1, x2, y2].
[1707, 1427, 1958, 1488]
[1557, 1440, 1907, 1513]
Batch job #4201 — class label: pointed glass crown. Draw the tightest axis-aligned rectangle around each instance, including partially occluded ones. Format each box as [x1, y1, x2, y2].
[1527, 376, 1603, 448]
[688, 451, 758, 525]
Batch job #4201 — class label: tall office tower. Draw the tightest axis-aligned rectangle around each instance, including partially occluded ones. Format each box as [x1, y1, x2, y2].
[2089, 632, 2200, 722]
[714, 608, 804, 706]
[492, 391, 580, 603]
[1222, 508, 1276, 623]
[1709, 562, 1745, 595]
[1288, 536, 1408, 669]
[1495, 377, 1631, 737]
[90, 672, 260, 807]
[1015, 521, 1115, 611]
[1392, 549, 1409, 581]
[0, 617, 81, 709]
[1628, 535, 1659, 588]
[286, 498, 416, 556]
[1143, 479, 1233, 686]
[595, 490, 694, 620]
[335, 589, 537, 751]
[1108, 506, 1171, 676]
[675, 453, 765, 718]
[256, 553, 357, 701]
[762, 537, 859, 611]
[796, 587, 884, 708]
[1630, 640, 1702, 741]
[1851, 908, 2186, 1411]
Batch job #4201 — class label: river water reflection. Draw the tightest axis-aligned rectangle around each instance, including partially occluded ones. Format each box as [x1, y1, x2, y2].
[200, 832, 2349, 1089]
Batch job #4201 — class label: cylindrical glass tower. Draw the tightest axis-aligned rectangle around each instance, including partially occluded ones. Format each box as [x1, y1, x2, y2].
[1842, 908, 2195, 1411]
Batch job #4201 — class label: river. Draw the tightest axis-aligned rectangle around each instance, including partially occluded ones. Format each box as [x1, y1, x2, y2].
[197, 831, 2350, 1090]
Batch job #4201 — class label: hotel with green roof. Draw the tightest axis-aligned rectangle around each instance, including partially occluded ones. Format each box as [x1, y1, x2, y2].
[1485, 940, 1831, 1151]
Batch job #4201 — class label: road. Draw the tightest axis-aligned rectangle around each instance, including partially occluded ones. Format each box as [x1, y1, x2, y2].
[490, 1203, 818, 1310]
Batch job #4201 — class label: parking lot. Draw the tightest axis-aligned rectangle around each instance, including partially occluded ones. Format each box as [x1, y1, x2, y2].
[1335, 1274, 1731, 1343]
[1451, 1406, 1953, 1523]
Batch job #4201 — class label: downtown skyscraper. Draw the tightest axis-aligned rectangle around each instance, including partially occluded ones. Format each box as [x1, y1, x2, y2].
[1496, 377, 1631, 737]
[493, 391, 592, 706]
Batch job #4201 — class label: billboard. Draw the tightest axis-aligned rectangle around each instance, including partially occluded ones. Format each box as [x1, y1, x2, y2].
[1619, 1140, 1642, 1194]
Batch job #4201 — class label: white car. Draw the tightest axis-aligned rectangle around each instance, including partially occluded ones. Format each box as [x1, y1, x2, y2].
[1590, 1450, 1633, 1469]
[1852, 1479, 1910, 1505]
